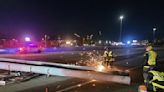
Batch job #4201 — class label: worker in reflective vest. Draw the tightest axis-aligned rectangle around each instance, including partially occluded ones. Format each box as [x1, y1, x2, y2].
[103, 47, 115, 68]
[148, 70, 164, 91]
[143, 44, 157, 88]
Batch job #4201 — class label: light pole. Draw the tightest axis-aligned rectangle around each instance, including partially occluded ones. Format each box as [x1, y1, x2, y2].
[44, 35, 47, 48]
[119, 15, 124, 42]
[153, 27, 157, 42]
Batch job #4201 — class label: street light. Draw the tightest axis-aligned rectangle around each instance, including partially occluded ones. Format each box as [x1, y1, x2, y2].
[44, 35, 48, 47]
[119, 15, 124, 42]
[120, 16, 124, 20]
[25, 37, 31, 42]
[153, 27, 157, 42]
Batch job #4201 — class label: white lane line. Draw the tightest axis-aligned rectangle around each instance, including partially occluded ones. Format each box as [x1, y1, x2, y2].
[56, 80, 96, 92]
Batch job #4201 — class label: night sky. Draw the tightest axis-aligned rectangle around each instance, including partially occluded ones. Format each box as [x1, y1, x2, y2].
[0, 0, 164, 41]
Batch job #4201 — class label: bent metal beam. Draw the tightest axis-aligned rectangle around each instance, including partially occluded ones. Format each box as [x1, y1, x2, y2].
[0, 58, 131, 85]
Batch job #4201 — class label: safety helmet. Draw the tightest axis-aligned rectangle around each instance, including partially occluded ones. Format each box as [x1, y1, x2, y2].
[104, 47, 110, 51]
[145, 43, 153, 50]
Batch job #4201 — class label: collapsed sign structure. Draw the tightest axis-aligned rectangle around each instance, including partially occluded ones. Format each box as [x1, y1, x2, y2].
[0, 58, 131, 85]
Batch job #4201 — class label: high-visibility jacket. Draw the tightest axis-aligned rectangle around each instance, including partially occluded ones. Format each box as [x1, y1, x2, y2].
[147, 50, 157, 66]
[103, 51, 113, 57]
[103, 50, 113, 61]
[149, 70, 164, 81]
[148, 70, 164, 91]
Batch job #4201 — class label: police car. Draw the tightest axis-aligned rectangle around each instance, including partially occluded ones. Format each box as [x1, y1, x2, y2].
[18, 44, 44, 54]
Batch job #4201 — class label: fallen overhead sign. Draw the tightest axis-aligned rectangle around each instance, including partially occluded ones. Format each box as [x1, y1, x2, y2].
[0, 58, 131, 85]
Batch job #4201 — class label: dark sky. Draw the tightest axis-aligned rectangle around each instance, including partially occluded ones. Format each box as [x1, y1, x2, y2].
[0, 0, 164, 41]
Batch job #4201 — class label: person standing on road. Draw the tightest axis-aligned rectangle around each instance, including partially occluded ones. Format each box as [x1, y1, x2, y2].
[103, 47, 115, 68]
[143, 44, 157, 88]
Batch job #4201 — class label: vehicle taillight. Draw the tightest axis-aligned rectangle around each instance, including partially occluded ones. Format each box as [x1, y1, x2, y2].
[19, 48, 23, 51]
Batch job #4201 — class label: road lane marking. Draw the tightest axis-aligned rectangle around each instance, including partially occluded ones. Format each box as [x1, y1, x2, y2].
[56, 80, 96, 92]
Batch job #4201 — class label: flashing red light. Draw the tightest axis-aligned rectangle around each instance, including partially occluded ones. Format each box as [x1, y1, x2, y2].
[19, 47, 23, 51]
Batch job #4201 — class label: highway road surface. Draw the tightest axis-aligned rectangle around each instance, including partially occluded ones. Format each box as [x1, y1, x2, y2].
[0, 47, 164, 92]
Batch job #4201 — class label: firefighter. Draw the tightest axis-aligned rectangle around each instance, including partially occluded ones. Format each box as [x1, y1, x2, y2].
[103, 47, 115, 68]
[148, 70, 164, 91]
[143, 44, 157, 89]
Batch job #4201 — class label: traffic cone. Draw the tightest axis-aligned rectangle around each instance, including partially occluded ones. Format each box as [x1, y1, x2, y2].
[138, 85, 147, 92]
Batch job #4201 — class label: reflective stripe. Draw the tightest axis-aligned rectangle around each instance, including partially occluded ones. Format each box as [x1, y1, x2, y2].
[103, 51, 113, 62]
[103, 51, 113, 57]
[153, 85, 156, 92]
[144, 80, 147, 83]
[103, 51, 108, 57]
[108, 51, 113, 56]
[149, 71, 159, 76]
[144, 66, 150, 68]
[149, 71, 164, 81]
[152, 82, 164, 89]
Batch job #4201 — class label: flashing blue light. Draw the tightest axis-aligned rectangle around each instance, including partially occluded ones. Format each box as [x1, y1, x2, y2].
[127, 41, 131, 44]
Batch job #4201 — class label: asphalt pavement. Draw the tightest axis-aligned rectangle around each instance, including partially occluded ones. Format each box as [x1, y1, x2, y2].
[0, 47, 164, 92]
